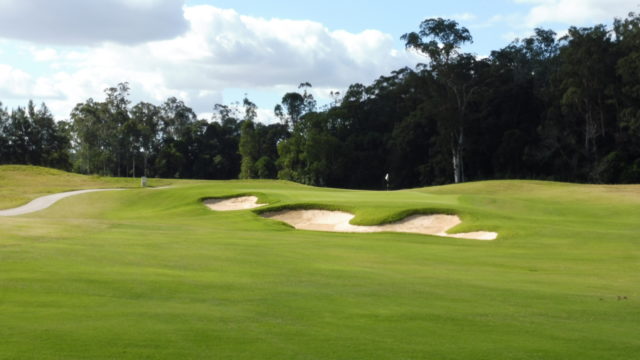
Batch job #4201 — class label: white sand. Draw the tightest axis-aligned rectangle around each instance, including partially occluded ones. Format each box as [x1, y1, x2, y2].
[204, 196, 266, 211]
[261, 209, 497, 240]
[0, 189, 122, 217]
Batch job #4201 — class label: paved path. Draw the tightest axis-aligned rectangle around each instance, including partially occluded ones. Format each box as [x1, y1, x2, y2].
[0, 189, 122, 217]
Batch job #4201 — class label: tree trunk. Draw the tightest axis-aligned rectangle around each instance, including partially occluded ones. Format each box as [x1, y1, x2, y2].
[143, 152, 148, 177]
[453, 149, 461, 184]
[452, 130, 464, 184]
[458, 128, 465, 182]
[449, 82, 471, 184]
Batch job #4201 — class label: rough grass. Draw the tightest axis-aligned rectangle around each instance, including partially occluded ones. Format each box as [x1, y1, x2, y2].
[0, 166, 639, 359]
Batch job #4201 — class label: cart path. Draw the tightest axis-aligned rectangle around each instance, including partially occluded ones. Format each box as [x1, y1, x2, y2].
[0, 189, 123, 217]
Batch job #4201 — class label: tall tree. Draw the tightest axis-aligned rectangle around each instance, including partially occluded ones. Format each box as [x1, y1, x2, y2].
[274, 82, 317, 128]
[0, 102, 9, 162]
[5, 107, 33, 164]
[154, 97, 197, 178]
[238, 97, 259, 179]
[103, 82, 132, 176]
[402, 18, 479, 183]
[612, 12, 640, 182]
[557, 25, 616, 180]
[71, 98, 106, 174]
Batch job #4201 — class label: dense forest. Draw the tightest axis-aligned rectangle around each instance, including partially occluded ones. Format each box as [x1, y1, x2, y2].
[2, 13, 640, 189]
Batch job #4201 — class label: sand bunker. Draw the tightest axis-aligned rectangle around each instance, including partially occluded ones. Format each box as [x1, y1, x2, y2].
[204, 196, 266, 211]
[261, 209, 497, 240]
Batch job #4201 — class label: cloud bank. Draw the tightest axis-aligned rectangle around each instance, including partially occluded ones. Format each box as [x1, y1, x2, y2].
[9, 1, 634, 120]
[0, 0, 189, 45]
[0, 4, 417, 120]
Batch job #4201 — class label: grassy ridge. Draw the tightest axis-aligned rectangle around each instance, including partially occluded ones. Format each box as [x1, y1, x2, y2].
[0, 166, 638, 359]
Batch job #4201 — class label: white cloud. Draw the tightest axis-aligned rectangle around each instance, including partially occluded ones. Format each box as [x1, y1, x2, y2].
[472, 0, 636, 44]
[6, 4, 418, 122]
[30, 48, 59, 62]
[452, 12, 478, 22]
[0, 64, 62, 100]
[0, 0, 188, 45]
[471, 14, 520, 30]
[256, 108, 280, 125]
[501, 31, 523, 41]
[0, 64, 32, 98]
[515, 0, 638, 27]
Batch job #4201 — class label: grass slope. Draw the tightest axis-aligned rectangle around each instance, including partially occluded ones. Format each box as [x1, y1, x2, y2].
[0, 165, 180, 210]
[0, 166, 638, 359]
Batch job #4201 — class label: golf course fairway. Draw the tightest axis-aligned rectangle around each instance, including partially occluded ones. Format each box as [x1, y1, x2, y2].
[0, 165, 638, 359]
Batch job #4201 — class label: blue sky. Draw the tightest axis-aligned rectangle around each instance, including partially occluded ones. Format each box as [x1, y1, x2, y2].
[0, 0, 638, 122]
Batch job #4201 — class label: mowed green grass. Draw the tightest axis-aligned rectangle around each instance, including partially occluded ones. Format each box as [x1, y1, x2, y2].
[0, 165, 638, 359]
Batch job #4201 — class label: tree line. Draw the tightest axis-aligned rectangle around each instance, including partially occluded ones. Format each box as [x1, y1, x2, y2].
[2, 13, 640, 188]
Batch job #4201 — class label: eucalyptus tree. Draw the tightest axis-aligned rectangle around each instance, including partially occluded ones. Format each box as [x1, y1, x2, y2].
[0, 102, 8, 162]
[274, 82, 316, 128]
[103, 83, 132, 176]
[153, 97, 198, 178]
[556, 24, 617, 180]
[130, 102, 160, 176]
[276, 110, 345, 186]
[201, 104, 242, 179]
[71, 98, 104, 174]
[402, 18, 479, 183]
[239, 97, 259, 179]
[158, 97, 197, 150]
[615, 13, 640, 129]
[50, 120, 72, 170]
[612, 12, 640, 182]
[482, 29, 560, 179]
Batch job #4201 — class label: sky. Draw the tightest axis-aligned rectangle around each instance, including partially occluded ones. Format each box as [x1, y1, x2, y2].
[0, 0, 638, 123]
